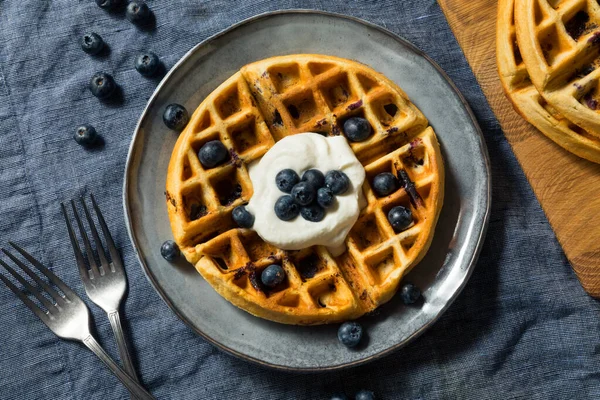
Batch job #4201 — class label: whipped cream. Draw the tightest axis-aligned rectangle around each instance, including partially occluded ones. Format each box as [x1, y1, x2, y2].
[246, 133, 366, 256]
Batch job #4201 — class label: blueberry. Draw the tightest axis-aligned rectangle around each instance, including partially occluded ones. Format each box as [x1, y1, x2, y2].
[291, 181, 317, 206]
[232, 206, 254, 228]
[400, 283, 421, 304]
[89, 72, 116, 99]
[80, 33, 104, 55]
[261, 264, 286, 288]
[163, 104, 189, 131]
[300, 204, 325, 222]
[73, 124, 98, 147]
[160, 240, 180, 261]
[317, 187, 334, 208]
[355, 390, 376, 400]
[372, 172, 399, 197]
[387, 206, 412, 232]
[134, 52, 160, 77]
[301, 169, 325, 188]
[337, 321, 363, 348]
[330, 394, 349, 400]
[126, 0, 151, 24]
[343, 117, 372, 142]
[198, 140, 229, 168]
[95, 0, 120, 9]
[325, 170, 350, 195]
[274, 195, 300, 221]
[275, 169, 299, 193]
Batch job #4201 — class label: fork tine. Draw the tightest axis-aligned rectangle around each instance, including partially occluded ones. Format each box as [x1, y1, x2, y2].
[70, 200, 101, 277]
[80, 197, 110, 272]
[61, 203, 91, 282]
[90, 193, 123, 272]
[0, 273, 50, 323]
[0, 258, 58, 313]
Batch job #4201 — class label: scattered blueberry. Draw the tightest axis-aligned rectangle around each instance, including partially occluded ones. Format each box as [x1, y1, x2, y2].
[337, 321, 363, 348]
[160, 240, 180, 261]
[325, 170, 350, 195]
[80, 33, 104, 55]
[343, 117, 372, 142]
[355, 390, 376, 400]
[163, 104, 189, 131]
[400, 283, 421, 305]
[291, 181, 317, 206]
[372, 172, 399, 197]
[126, 0, 151, 24]
[95, 0, 120, 9]
[261, 264, 286, 288]
[387, 206, 412, 232]
[301, 169, 325, 188]
[232, 206, 254, 228]
[274, 195, 300, 221]
[275, 169, 300, 193]
[134, 52, 160, 77]
[300, 204, 325, 222]
[89, 72, 116, 99]
[317, 187, 335, 208]
[73, 124, 98, 147]
[330, 394, 349, 400]
[198, 140, 228, 168]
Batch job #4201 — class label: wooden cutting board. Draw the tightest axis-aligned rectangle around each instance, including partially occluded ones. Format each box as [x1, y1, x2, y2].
[438, 0, 600, 297]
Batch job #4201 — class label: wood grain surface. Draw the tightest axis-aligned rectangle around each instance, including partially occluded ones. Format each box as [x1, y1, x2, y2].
[438, 0, 600, 297]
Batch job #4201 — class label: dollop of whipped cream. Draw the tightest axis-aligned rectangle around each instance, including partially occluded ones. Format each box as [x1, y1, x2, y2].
[246, 133, 366, 256]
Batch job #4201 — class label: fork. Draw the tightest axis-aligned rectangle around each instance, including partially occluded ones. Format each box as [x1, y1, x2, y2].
[0, 243, 154, 400]
[61, 194, 140, 384]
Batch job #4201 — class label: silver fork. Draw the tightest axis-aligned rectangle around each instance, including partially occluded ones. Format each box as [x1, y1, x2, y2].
[0, 243, 154, 400]
[61, 194, 140, 384]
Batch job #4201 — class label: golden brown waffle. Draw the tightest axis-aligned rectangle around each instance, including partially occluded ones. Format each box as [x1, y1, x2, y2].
[515, 0, 600, 135]
[498, 0, 600, 163]
[166, 55, 444, 325]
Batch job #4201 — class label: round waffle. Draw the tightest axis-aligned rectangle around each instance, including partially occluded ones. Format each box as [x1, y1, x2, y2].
[498, 0, 600, 163]
[166, 55, 444, 325]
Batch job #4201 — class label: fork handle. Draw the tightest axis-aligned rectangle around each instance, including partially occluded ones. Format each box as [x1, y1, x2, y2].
[108, 310, 140, 383]
[83, 335, 155, 400]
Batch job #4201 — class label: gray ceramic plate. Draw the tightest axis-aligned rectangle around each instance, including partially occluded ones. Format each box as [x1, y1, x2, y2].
[123, 10, 491, 371]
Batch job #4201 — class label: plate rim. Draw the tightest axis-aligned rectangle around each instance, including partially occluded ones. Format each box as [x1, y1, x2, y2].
[122, 9, 492, 372]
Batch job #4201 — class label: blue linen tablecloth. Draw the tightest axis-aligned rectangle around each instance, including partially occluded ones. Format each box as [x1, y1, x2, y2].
[1, 1, 599, 399]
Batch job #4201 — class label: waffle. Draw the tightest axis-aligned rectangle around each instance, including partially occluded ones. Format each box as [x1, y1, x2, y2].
[166, 55, 444, 325]
[515, 0, 600, 136]
[498, 0, 600, 163]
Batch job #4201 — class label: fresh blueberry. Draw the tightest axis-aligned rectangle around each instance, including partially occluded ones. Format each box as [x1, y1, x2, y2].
[126, 0, 151, 24]
[372, 172, 399, 197]
[330, 394, 349, 400]
[275, 169, 300, 193]
[160, 240, 180, 261]
[325, 170, 350, 195]
[291, 181, 317, 206]
[300, 204, 325, 222]
[95, 0, 120, 9]
[232, 206, 254, 228]
[355, 390, 376, 400]
[80, 33, 104, 55]
[274, 195, 300, 221]
[261, 264, 286, 288]
[337, 321, 363, 348]
[163, 104, 189, 131]
[134, 52, 160, 77]
[317, 187, 335, 208]
[198, 140, 229, 168]
[73, 124, 98, 147]
[343, 117, 372, 142]
[387, 206, 412, 232]
[301, 169, 325, 188]
[400, 283, 421, 304]
[89, 72, 116, 99]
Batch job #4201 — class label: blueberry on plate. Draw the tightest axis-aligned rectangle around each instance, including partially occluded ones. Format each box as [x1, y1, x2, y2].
[330, 394, 349, 400]
[343, 117, 372, 142]
[160, 240, 180, 261]
[355, 390, 376, 400]
[274, 195, 300, 221]
[372, 172, 399, 197]
[198, 140, 229, 168]
[89, 72, 116, 99]
[261, 264, 286, 288]
[387, 205, 412, 232]
[80, 32, 104, 55]
[337, 321, 363, 348]
[291, 181, 317, 206]
[134, 52, 160, 77]
[400, 283, 421, 305]
[232, 206, 254, 228]
[300, 204, 325, 222]
[275, 169, 299, 193]
[317, 187, 334, 208]
[163, 104, 189, 131]
[73, 124, 98, 147]
[325, 170, 350, 195]
[301, 169, 325, 188]
[126, 0, 151, 24]
[95, 0, 120, 9]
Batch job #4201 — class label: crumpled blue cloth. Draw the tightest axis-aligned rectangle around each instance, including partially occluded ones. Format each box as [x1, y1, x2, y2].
[1, 1, 599, 399]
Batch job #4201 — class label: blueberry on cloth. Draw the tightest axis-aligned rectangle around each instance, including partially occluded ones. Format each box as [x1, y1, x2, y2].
[301, 169, 325, 188]
[126, 0, 151, 24]
[95, 0, 120, 9]
[337, 321, 363, 348]
[160, 240, 180, 261]
[300, 204, 325, 222]
[80, 33, 104, 55]
[291, 181, 317, 206]
[387, 206, 412, 232]
[134, 52, 160, 76]
[274, 195, 300, 221]
[355, 390, 376, 400]
[343, 117, 372, 142]
[325, 170, 350, 195]
[163, 104, 189, 132]
[73, 124, 98, 147]
[276, 169, 300, 193]
[400, 283, 421, 305]
[330, 394, 349, 400]
[232, 206, 254, 228]
[317, 187, 334, 208]
[261, 264, 286, 288]
[372, 172, 399, 197]
[89, 72, 116, 99]
[198, 140, 229, 168]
